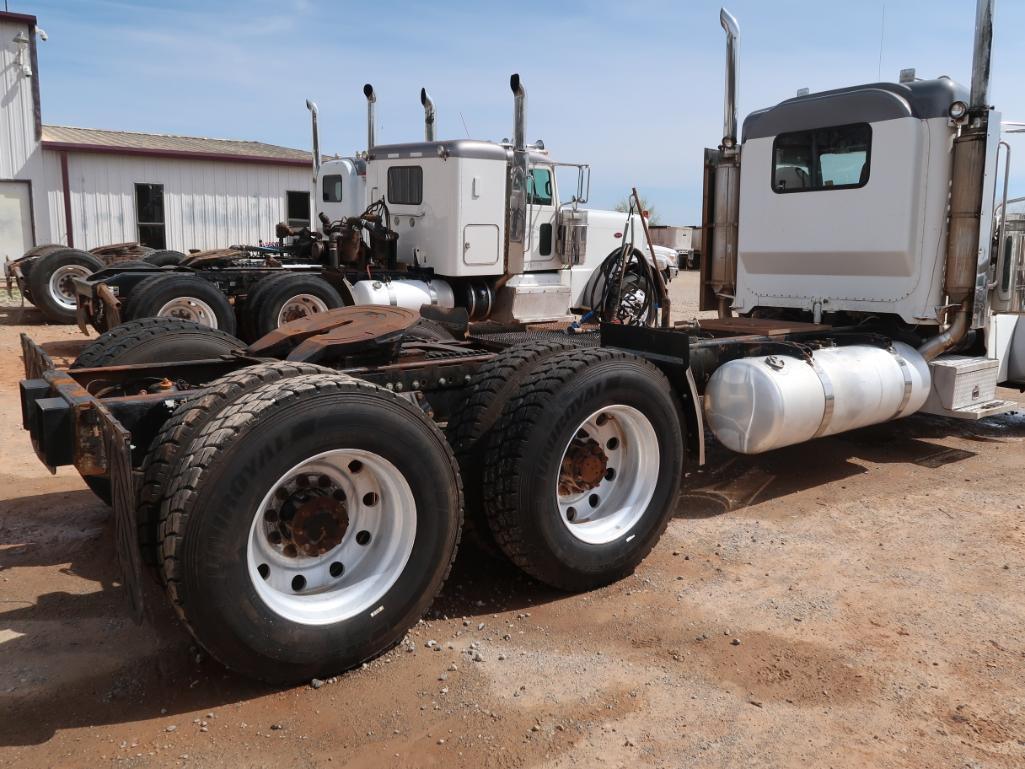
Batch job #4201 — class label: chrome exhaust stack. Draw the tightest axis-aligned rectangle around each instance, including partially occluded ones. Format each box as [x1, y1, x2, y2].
[506, 73, 528, 275]
[709, 7, 741, 319]
[363, 83, 376, 152]
[420, 88, 436, 141]
[305, 99, 320, 181]
[720, 7, 739, 148]
[919, 0, 995, 360]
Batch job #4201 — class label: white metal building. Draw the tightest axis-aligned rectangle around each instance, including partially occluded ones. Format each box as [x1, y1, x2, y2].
[1, 10, 315, 264]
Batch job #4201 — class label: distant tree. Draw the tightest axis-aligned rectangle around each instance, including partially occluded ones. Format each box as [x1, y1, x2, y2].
[615, 195, 660, 225]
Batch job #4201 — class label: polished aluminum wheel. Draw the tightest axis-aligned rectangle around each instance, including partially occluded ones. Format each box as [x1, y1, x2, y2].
[48, 264, 93, 311]
[556, 405, 659, 545]
[277, 293, 330, 326]
[157, 296, 218, 327]
[247, 449, 417, 625]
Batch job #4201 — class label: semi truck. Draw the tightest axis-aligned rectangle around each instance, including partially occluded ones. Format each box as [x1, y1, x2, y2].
[16, 0, 1025, 684]
[63, 81, 678, 340]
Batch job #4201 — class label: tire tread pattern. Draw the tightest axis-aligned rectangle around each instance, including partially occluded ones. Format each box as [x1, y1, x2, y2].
[135, 361, 333, 564]
[156, 373, 463, 667]
[480, 347, 677, 588]
[71, 317, 241, 369]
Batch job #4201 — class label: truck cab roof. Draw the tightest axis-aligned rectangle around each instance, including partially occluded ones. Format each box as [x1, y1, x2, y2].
[367, 139, 550, 164]
[743, 77, 969, 142]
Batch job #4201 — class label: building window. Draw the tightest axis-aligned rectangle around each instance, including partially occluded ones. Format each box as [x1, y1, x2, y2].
[527, 167, 554, 206]
[135, 183, 166, 249]
[772, 123, 871, 193]
[286, 190, 311, 228]
[387, 166, 423, 205]
[322, 174, 343, 203]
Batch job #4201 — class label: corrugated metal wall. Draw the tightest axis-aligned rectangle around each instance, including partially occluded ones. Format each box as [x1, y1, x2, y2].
[0, 18, 36, 179]
[52, 153, 311, 251]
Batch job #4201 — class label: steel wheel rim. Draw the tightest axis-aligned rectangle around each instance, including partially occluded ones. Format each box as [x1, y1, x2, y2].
[156, 296, 218, 327]
[48, 264, 93, 311]
[278, 294, 330, 326]
[556, 404, 659, 545]
[247, 448, 417, 625]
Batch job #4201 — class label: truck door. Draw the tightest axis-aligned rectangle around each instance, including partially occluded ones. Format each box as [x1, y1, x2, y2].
[525, 165, 560, 271]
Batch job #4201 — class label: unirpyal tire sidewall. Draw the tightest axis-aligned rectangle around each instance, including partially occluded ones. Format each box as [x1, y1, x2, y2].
[177, 393, 460, 680]
[512, 363, 682, 586]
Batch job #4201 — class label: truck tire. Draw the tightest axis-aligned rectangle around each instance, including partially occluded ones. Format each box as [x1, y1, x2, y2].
[481, 348, 684, 591]
[238, 272, 293, 341]
[71, 316, 243, 369]
[123, 273, 237, 335]
[68, 318, 245, 504]
[144, 249, 187, 267]
[246, 274, 344, 340]
[136, 361, 334, 566]
[403, 318, 457, 342]
[445, 338, 576, 555]
[157, 373, 463, 683]
[21, 243, 64, 260]
[26, 248, 105, 323]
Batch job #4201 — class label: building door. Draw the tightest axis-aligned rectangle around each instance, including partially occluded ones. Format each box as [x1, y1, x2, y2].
[0, 181, 34, 263]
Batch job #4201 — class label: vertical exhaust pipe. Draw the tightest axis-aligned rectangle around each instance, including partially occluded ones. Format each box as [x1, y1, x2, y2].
[512, 73, 526, 153]
[720, 7, 739, 148]
[420, 88, 436, 141]
[305, 99, 320, 181]
[363, 83, 376, 152]
[970, 0, 994, 109]
[919, 0, 995, 360]
[709, 7, 741, 319]
[506, 73, 528, 275]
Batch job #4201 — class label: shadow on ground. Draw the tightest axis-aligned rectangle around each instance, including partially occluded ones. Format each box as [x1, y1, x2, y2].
[1, 400, 1022, 747]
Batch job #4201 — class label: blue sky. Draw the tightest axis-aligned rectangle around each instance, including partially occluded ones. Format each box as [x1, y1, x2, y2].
[13, 0, 1025, 223]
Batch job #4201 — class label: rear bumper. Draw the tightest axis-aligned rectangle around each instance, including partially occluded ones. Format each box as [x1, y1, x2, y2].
[19, 333, 145, 621]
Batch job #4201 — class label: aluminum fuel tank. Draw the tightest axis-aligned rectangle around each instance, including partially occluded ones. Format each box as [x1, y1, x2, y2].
[703, 342, 931, 454]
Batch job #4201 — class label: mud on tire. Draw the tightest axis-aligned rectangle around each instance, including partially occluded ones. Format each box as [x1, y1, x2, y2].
[157, 373, 463, 683]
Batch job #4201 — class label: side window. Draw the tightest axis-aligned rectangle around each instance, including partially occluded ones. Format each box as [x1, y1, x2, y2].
[387, 166, 423, 205]
[322, 174, 343, 203]
[527, 167, 554, 206]
[772, 123, 871, 193]
[286, 190, 311, 227]
[135, 183, 166, 249]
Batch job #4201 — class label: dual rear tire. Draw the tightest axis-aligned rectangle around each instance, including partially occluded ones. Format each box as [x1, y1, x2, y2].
[154, 372, 462, 683]
[474, 347, 685, 590]
[119, 271, 344, 342]
[101, 332, 681, 683]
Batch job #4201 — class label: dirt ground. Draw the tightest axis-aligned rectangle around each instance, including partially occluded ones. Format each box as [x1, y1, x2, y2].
[2, 273, 1024, 769]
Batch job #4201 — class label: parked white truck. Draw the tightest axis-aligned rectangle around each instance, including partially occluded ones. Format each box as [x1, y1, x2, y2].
[67, 80, 677, 338]
[16, 0, 1025, 684]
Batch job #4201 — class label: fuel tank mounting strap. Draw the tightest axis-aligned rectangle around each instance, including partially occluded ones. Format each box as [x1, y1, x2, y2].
[890, 350, 914, 419]
[809, 357, 835, 439]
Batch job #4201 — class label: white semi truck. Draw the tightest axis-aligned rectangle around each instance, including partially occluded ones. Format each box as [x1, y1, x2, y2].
[17, 0, 1025, 684]
[65, 80, 677, 339]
